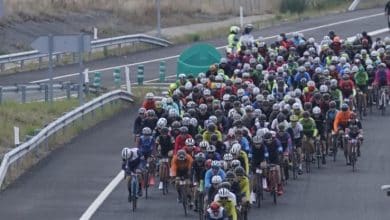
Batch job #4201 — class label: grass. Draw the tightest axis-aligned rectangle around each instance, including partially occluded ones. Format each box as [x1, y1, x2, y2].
[0, 99, 79, 155]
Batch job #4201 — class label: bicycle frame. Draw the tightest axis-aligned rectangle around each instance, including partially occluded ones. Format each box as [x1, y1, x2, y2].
[348, 138, 359, 172]
[159, 157, 170, 195]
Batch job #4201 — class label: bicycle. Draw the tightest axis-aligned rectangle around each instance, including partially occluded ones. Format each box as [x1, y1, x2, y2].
[127, 171, 141, 212]
[143, 156, 157, 199]
[356, 88, 366, 119]
[291, 147, 299, 180]
[159, 157, 170, 195]
[367, 85, 374, 114]
[314, 138, 322, 169]
[177, 177, 191, 216]
[195, 180, 205, 220]
[253, 166, 264, 208]
[348, 137, 359, 172]
[378, 86, 389, 115]
[302, 135, 313, 173]
[266, 163, 278, 205]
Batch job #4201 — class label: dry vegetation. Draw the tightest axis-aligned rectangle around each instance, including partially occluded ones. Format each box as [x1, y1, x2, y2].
[5, 0, 278, 20]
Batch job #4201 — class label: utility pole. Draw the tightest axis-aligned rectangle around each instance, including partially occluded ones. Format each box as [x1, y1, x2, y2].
[156, 0, 161, 37]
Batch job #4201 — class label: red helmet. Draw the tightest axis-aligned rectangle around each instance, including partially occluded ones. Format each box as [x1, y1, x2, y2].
[210, 202, 220, 212]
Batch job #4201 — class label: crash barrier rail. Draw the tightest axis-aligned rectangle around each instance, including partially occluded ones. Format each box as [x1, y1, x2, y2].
[0, 34, 172, 72]
[0, 90, 134, 189]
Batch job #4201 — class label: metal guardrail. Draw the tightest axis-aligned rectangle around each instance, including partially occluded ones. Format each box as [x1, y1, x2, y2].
[0, 90, 134, 189]
[0, 34, 172, 70]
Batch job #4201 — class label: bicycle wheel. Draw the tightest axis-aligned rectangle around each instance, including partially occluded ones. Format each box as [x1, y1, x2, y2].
[132, 179, 138, 212]
[316, 141, 321, 169]
[181, 187, 188, 216]
[333, 136, 338, 162]
[305, 151, 311, 173]
[198, 192, 204, 220]
[144, 172, 149, 199]
[256, 174, 263, 208]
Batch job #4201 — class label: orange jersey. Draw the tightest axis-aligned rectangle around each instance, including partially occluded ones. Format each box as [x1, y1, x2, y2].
[170, 154, 193, 177]
[333, 111, 351, 131]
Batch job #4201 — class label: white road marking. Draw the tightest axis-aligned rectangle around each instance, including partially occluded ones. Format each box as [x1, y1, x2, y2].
[79, 170, 124, 220]
[31, 12, 383, 84]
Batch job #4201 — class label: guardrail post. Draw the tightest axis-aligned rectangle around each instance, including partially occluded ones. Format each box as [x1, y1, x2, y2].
[20, 60, 24, 71]
[103, 46, 108, 57]
[44, 84, 49, 102]
[0, 86, 3, 104]
[56, 54, 60, 64]
[159, 61, 166, 82]
[38, 57, 43, 69]
[64, 82, 71, 99]
[0, 63, 4, 72]
[93, 72, 102, 91]
[72, 52, 76, 63]
[113, 68, 121, 88]
[137, 65, 144, 85]
[118, 43, 122, 55]
[76, 84, 81, 99]
[20, 85, 26, 103]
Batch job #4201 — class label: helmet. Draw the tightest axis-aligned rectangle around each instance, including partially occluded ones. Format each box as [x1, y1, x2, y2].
[234, 166, 246, 176]
[190, 118, 198, 127]
[329, 101, 336, 109]
[290, 114, 299, 122]
[341, 103, 349, 111]
[231, 159, 241, 168]
[145, 92, 154, 99]
[252, 135, 263, 144]
[138, 107, 146, 114]
[272, 103, 280, 111]
[218, 188, 230, 198]
[182, 117, 191, 126]
[199, 140, 210, 149]
[292, 103, 301, 110]
[212, 175, 223, 184]
[178, 73, 186, 79]
[223, 153, 233, 161]
[302, 111, 310, 118]
[211, 160, 220, 169]
[206, 145, 216, 153]
[157, 118, 167, 128]
[210, 202, 220, 212]
[230, 143, 241, 155]
[319, 85, 328, 93]
[350, 112, 357, 120]
[179, 126, 188, 134]
[121, 147, 132, 159]
[263, 132, 273, 143]
[185, 138, 195, 146]
[195, 152, 206, 162]
[142, 127, 152, 135]
[177, 149, 187, 160]
[312, 106, 321, 115]
[226, 171, 236, 180]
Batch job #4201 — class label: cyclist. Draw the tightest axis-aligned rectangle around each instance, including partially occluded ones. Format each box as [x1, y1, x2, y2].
[206, 201, 228, 220]
[230, 143, 250, 175]
[275, 123, 293, 179]
[137, 127, 155, 163]
[288, 114, 304, 174]
[354, 65, 369, 115]
[192, 152, 207, 212]
[133, 107, 146, 142]
[345, 113, 363, 158]
[205, 161, 226, 193]
[174, 126, 192, 154]
[142, 92, 156, 110]
[214, 188, 238, 220]
[234, 166, 251, 205]
[155, 127, 174, 190]
[325, 101, 339, 155]
[333, 103, 352, 165]
[207, 175, 223, 204]
[299, 111, 318, 162]
[171, 149, 194, 203]
[312, 106, 326, 164]
[262, 132, 284, 195]
[121, 147, 143, 201]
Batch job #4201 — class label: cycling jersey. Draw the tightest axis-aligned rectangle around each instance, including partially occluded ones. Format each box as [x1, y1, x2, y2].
[138, 136, 155, 156]
[170, 154, 193, 177]
[333, 111, 352, 131]
[299, 118, 318, 137]
[215, 199, 237, 220]
[237, 176, 250, 202]
[354, 69, 369, 86]
[156, 135, 174, 157]
[206, 207, 228, 220]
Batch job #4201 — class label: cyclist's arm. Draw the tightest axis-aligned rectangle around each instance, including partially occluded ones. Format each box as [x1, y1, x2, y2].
[333, 113, 340, 132]
[170, 157, 177, 177]
[240, 151, 250, 175]
[242, 178, 251, 202]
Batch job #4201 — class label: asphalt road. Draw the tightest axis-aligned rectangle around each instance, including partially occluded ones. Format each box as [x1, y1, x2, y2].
[0, 8, 389, 220]
[0, 8, 386, 88]
[93, 111, 390, 220]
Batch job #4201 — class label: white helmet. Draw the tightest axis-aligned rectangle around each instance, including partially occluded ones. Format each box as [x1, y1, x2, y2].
[223, 153, 233, 161]
[157, 118, 167, 128]
[190, 118, 198, 127]
[231, 159, 241, 167]
[292, 103, 301, 110]
[315, 67, 322, 74]
[199, 140, 210, 149]
[230, 143, 241, 155]
[252, 135, 263, 144]
[212, 175, 223, 184]
[207, 145, 216, 153]
[184, 81, 193, 90]
[319, 85, 328, 93]
[185, 138, 195, 146]
[312, 106, 321, 114]
[218, 188, 230, 198]
[211, 160, 220, 168]
[121, 147, 132, 159]
[146, 92, 154, 99]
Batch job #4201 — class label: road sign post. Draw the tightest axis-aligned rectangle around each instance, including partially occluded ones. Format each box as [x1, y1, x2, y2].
[137, 65, 144, 85]
[125, 66, 132, 94]
[79, 34, 85, 105]
[113, 68, 121, 88]
[159, 61, 166, 82]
